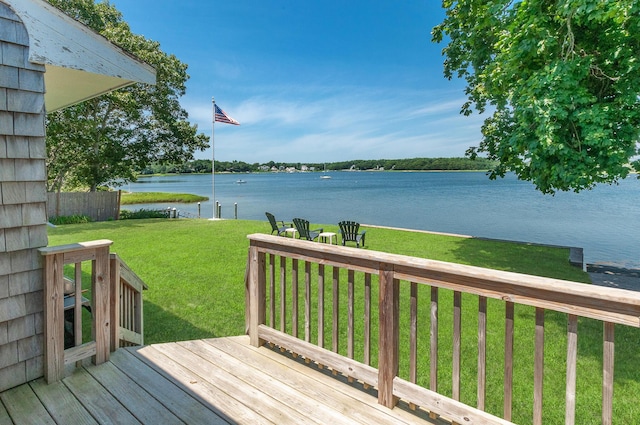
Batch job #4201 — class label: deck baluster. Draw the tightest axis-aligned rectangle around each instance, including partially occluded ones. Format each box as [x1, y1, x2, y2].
[478, 296, 487, 411]
[566, 314, 578, 425]
[453, 291, 462, 401]
[305, 261, 311, 342]
[430, 286, 439, 394]
[534, 308, 545, 425]
[332, 266, 340, 354]
[410, 282, 418, 384]
[292, 258, 299, 338]
[318, 264, 325, 349]
[348, 269, 355, 359]
[364, 273, 371, 366]
[504, 301, 514, 421]
[268, 253, 275, 327]
[603, 322, 615, 425]
[280, 256, 287, 333]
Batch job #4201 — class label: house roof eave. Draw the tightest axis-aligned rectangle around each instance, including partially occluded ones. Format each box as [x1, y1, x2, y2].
[5, 0, 156, 112]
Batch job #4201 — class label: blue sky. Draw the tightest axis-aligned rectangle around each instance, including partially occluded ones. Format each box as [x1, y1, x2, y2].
[111, 0, 485, 163]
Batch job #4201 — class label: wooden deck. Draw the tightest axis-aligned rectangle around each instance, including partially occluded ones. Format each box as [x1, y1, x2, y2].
[0, 336, 438, 424]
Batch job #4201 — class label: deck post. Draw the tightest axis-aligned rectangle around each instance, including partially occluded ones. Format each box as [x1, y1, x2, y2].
[43, 253, 66, 382]
[248, 245, 266, 346]
[93, 246, 111, 364]
[244, 249, 251, 334]
[378, 262, 399, 408]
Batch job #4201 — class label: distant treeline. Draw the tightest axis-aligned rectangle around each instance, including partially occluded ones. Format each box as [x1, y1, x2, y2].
[140, 157, 497, 174]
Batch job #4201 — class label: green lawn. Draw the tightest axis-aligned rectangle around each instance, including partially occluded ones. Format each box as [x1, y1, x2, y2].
[47, 219, 639, 424]
[47, 219, 588, 342]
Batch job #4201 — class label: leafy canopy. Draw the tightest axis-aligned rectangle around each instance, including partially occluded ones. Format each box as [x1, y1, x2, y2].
[432, 0, 640, 194]
[45, 0, 209, 192]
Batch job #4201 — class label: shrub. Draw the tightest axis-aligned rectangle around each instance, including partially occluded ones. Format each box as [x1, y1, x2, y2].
[49, 215, 92, 225]
[119, 209, 169, 220]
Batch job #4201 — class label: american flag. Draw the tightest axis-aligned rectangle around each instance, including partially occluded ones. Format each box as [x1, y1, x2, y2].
[214, 104, 240, 125]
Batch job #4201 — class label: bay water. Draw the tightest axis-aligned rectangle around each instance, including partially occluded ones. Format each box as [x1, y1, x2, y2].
[119, 171, 639, 268]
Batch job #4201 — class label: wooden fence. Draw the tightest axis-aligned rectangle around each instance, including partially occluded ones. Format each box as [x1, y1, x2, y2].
[47, 191, 121, 221]
[245, 233, 640, 425]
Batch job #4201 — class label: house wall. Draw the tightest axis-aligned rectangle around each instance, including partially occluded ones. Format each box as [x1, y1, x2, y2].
[0, 1, 48, 391]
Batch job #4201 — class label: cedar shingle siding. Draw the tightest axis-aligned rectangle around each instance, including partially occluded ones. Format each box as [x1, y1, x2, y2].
[0, 1, 48, 391]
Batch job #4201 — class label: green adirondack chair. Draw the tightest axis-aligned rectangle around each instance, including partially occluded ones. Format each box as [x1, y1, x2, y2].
[338, 221, 366, 248]
[293, 218, 323, 241]
[266, 212, 291, 236]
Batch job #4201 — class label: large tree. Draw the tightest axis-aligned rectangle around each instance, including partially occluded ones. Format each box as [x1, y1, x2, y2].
[432, 0, 640, 194]
[45, 0, 209, 192]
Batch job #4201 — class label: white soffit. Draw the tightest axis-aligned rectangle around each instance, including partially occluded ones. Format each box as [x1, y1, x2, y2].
[5, 0, 156, 112]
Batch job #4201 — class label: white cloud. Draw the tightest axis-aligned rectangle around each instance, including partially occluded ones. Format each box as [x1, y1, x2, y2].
[185, 83, 485, 163]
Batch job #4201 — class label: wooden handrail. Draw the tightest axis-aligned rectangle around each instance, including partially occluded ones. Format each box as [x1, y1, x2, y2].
[246, 233, 640, 424]
[247, 234, 640, 326]
[40, 241, 146, 382]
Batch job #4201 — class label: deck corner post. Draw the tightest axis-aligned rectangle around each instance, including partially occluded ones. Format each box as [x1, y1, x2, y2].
[42, 252, 65, 383]
[248, 244, 266, 347]
[93, 246, 111, 365]
[378, 262, 400, 408]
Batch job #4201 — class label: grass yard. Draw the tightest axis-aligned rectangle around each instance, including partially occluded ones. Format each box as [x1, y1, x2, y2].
[47, 219, 640, 424]
[47, 219, 588, 342]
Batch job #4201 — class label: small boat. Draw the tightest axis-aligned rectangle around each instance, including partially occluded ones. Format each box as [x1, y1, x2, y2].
[236, 179, 247, 184]
[320, 163, 331, 179]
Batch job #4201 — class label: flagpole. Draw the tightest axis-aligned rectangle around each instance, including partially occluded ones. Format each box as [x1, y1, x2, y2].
[211, 96, 216, 219]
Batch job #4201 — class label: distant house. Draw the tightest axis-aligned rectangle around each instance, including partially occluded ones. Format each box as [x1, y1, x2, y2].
[0, 0, 154, 391]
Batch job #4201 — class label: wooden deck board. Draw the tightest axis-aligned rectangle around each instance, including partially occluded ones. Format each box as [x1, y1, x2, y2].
[0, 402, 11, 425]
[151, 341, 313, 424]
[0, 384, 56, 425]
[83, 360, 183, 424]
[29, 378, 99, 425]
[205, 336, 425, 424]
[130, 344, 274, 424]
[63, 367, 142, 424]
[109, 349, 229, 424]
[177, 339, 362, 425]
[218, 337, 437, 424]
[0, 336, 438, 425]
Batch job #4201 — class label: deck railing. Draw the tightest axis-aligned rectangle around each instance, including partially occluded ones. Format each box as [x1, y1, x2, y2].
[40, 240, 146, 382]
[110, 253, 147, 350]
[246, 234, 640, 425]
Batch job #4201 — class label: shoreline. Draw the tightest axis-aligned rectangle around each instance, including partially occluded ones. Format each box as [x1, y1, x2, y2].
[587, 264, 640, 291]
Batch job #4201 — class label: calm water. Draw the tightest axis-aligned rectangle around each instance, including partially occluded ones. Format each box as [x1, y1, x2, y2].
[118, 172, 639, 268]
